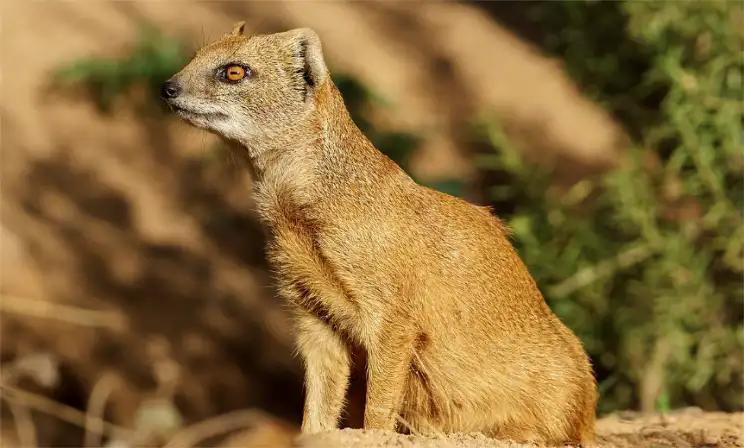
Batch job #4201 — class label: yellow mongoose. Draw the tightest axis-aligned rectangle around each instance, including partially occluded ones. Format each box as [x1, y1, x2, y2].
[162, 22, 597, 446]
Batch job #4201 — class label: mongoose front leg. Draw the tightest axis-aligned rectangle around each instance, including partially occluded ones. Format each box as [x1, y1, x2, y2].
[295, 311, 352, 434]
[364, 322, 416, 431]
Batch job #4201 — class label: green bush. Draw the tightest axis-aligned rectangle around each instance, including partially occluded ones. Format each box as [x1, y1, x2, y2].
[55, 24, 189, 113]
[475, 0, 743, 414]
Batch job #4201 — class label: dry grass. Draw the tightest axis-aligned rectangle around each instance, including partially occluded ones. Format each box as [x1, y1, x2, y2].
[0, 296, 128, 331]
[1, 365, 296, 448]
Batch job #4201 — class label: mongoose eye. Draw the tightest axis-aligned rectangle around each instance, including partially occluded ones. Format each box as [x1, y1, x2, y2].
[222, 64, 250, 82]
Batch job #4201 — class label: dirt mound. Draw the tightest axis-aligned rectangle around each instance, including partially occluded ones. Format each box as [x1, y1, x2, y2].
[299, 409, 744, 448]
[297, 410, 744, 448]
[173, 409, 744, 448]
[596, 409, 744, 448]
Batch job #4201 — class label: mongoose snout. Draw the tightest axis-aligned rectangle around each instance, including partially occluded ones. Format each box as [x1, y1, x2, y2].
[160, 79, 181, 99]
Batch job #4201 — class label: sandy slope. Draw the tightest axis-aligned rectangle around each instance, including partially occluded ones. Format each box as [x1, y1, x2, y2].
[295, 409, 744, 448]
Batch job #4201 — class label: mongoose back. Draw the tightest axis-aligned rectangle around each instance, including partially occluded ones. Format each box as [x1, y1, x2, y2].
[162, 22, 597, 446]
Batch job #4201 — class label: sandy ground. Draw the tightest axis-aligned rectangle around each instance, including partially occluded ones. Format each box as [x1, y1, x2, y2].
[296, 410, 744, 448]
[204, 408, 744, 448]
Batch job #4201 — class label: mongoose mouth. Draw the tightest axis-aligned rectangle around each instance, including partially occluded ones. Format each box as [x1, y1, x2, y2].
[169, 104, 228, 121]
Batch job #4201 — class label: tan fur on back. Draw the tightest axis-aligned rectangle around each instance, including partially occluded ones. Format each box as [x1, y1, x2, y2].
[163, 23, 597, 446]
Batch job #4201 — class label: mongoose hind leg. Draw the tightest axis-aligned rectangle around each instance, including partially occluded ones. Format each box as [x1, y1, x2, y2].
[482, 399, 596, 447]
[295, 311, 352, 434]
[364, 318, 417, 431]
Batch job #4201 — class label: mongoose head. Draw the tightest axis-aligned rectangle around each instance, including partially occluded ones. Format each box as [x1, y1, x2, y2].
[161, 22, 330, 145]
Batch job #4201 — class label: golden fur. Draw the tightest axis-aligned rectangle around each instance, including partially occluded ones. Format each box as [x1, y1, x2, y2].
[163, 22, 598, 446]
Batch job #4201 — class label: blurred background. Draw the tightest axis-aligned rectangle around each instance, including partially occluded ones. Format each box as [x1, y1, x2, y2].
[1, 1, 742, 447]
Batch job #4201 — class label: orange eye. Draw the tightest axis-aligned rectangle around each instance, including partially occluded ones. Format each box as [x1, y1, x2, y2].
[225, 65, 246, 81]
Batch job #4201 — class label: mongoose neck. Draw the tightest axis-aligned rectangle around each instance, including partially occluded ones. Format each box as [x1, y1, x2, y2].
[236, 80, 380, 179]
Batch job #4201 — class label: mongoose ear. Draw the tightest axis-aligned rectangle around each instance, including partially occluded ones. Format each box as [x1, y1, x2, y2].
[229, 21, 246, 37]
[288, 28, 329, 94]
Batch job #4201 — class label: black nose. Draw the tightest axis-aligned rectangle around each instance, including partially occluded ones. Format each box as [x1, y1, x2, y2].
[160, 80, 181, 99]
